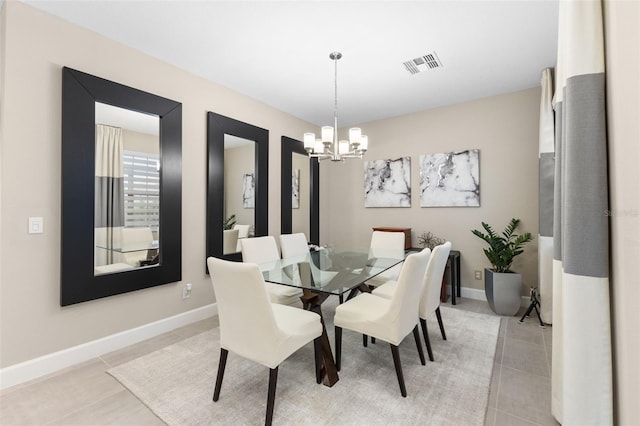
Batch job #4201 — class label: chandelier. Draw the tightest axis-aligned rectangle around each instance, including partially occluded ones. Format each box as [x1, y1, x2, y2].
[304, 52, 368, 162]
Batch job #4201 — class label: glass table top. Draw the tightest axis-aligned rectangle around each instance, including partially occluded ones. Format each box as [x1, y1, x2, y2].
[259, 247, 407, 296]
[96, 240, 159, 253]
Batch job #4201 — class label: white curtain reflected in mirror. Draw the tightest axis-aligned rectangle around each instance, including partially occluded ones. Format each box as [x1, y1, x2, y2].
[291, 152, 310, 239]
[224, 135, 255, 254]
[94, 102, 160, 275]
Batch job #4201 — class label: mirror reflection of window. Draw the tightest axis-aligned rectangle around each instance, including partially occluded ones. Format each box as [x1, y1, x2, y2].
[291, 152, 310, 239]
[94, 102, 160, 275]
[224, 135, 255, 253]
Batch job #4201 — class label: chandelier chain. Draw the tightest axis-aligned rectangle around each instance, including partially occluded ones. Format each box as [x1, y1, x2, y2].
[333, 54, 339, 143]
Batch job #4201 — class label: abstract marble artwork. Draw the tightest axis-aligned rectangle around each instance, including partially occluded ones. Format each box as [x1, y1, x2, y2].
[292, 169, 300, 209]
[364, 157, 411, 207]
[419, 149, 480, 207]
[242, 173, 254, 208]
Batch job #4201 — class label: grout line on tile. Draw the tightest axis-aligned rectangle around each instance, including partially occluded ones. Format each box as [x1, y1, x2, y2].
[494, 408, 542, 426]
[542, 326, 552, 377]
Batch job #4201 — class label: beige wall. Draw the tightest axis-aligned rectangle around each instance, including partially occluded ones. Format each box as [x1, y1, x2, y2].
[604, 0, 640, 424]
[122, 129, 158, 155]
[322, 88, 541, 294]
[0, 1, 315, 367]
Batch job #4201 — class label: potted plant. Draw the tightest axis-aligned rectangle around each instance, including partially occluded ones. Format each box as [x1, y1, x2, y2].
[223, 214, 236, 230]
[471, 218, 533, 315]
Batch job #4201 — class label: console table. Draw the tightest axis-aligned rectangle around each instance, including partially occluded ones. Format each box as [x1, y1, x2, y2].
[441, 250, 461, 305]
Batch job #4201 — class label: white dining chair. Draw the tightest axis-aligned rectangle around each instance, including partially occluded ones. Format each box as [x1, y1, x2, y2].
[207, 257, 323, 426]
[233, 224, 251, 252]
[120, 227, 154, 267]
[279, 233, 350, 304]
[333, 249, 430, 397]
[373, 242, 451, 361]
[240, 236, 303, 305]
[279, 233, 309, 258]
[222, 228, 239, 255]
[365, 230, 406, 288]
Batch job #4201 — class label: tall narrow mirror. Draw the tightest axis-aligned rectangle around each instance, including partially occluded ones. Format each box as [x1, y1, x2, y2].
[281, 136, 319, 244]
[62, 67, 181, 306]
[207, 112, 268, 262]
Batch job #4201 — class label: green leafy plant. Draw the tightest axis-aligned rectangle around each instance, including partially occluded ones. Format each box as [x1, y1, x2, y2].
[471, 218, 533, 273]
[223, 214, 236, 230]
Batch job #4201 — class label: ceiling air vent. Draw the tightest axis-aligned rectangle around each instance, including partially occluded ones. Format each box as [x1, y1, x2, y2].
[403, 52, 443, 75]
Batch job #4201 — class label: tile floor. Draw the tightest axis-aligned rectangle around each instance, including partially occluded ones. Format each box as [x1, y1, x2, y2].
[0, 298, 557, 426]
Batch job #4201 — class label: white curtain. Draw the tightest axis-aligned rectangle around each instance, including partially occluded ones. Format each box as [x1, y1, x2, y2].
[95, 124, 124, 265]
[551, 1, 612, 424]
[538, 68, 555, 324]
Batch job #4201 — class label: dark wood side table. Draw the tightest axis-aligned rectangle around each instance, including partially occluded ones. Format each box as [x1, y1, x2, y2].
[440, 250, 461, 305]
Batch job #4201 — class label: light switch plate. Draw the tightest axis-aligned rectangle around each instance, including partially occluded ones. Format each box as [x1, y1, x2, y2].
[29, 217, 44, 234]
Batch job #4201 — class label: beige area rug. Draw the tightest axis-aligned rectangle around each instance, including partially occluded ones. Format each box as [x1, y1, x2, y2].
[108, 301, 500, 425]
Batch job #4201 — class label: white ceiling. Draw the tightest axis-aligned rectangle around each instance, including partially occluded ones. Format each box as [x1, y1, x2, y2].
[24, 0, 559, 128]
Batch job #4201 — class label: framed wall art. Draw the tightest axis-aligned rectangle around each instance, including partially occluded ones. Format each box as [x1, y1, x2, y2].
[292, 169, 300, 209]
[364, 157, 411, 207]
[419, 149, 480, 207]
[242, 173, 255, 208]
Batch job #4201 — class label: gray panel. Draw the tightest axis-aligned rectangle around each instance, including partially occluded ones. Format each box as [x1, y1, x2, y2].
[539, 153, 555, 237]
[553, 102, 563, 261]
[562, 73, 609, 278]
[95, 176, 124, 228]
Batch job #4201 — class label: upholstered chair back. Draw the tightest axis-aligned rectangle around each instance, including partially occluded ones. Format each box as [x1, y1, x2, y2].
[240, 235, 280, 265]
[207, 257, 282, 366]
[279, 233, 309, 258]
[420, 242, 452, 317]
[382, 249, 431, 345]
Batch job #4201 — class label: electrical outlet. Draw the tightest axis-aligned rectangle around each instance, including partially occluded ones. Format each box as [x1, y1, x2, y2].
[182, 283, 192, 299]
[28, 217, 44, 234]
[474, 270, 482, 280]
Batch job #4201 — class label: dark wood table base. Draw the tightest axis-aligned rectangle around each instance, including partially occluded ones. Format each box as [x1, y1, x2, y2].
[300, 291, 339, 387]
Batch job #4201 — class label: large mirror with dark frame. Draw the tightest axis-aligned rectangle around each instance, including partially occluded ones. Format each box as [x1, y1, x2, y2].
[61, 67, 182, 306]
[206, 112, 268, 263]
[281, 136, 319, 244]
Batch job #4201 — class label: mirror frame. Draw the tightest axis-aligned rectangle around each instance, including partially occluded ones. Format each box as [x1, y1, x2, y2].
[206, 112, 269, 261]
[281, 136, 319, 244]
[61, 67, 182, 306]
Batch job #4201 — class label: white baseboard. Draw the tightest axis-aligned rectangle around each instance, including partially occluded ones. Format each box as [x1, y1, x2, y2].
[0, 303, 217, 390]
[447, 285, 531, 307]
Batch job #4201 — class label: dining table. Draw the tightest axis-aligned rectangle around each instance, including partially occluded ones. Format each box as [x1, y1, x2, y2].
[258, 246, 407, 387]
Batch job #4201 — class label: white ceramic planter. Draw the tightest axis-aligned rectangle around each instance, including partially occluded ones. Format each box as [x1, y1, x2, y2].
[484, 268, 522, 316]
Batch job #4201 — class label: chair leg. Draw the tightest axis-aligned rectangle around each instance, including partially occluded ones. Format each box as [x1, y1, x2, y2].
[339, 294, 344, 304]
[412, 325, 426, 365]
[265, 367, 278, 426]
[435, 307, 447, 340]
[213, 348, 228, 401]
[420, 318, 435, 362]
[390, 344, 407, 397]
[313, 337, 322, 384]
[335, 326, 342, 371]
[363, 334, 368, 347]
